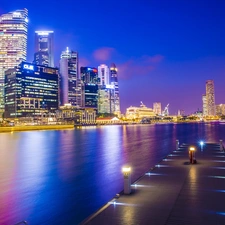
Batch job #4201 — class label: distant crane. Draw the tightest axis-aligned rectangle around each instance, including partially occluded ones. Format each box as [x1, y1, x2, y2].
[162, 104, 169, 116]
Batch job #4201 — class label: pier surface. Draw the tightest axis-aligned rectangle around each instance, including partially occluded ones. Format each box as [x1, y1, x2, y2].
[81, 143, 225, 225]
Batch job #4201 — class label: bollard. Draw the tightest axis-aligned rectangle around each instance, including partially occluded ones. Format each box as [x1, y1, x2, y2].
[189, 146, 196, 164]
[220, 140, 223, 151]
[122, 167, 131, 194]
[176, 140, 179, 150]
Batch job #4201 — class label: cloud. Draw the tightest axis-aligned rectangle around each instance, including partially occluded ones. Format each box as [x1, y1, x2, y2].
[118, 54, 164, 80]
[93, 47, 116, 62]
[79, 57, 90, 67]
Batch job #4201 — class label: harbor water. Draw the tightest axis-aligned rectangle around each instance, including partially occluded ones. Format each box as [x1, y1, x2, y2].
[0, 123, 224, 225]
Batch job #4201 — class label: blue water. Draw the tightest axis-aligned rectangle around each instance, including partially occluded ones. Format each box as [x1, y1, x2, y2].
[0, 123, 224, 225]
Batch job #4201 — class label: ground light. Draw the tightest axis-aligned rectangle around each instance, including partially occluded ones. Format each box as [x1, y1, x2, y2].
[122, 167, 131, 194]
[189, 146, 196, 164]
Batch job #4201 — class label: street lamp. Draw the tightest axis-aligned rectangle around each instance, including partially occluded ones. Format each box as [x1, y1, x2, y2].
[122, 167, 131, 194]
[189, 146, 196, 164]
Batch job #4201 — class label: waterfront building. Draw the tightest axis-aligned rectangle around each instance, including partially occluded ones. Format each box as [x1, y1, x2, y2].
[4, 62, 59, 118]
[178, 109, 185, 116]
[98, 85, 115, 114]
[126, 102, 155, 120]
[110, 63, 120, 114]
[80, 67, 99, 109]
[59, 47, 81, 107]
[205, 80, 215, 116]
[202, 94, 207, 116]
[56, 104, 96, 124]
[0, 8, 28, 113]
[153, 102, 161, 115]
[34, 31, 54, 67]
[216, 104, 225, 116]
[98, 64, 110, 85]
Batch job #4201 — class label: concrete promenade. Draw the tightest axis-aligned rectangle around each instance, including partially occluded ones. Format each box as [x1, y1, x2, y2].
[81, 143, 225, 225]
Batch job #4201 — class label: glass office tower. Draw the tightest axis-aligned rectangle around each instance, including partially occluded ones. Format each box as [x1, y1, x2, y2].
[34, 31, 54, 67]
[0, 8, 28, 113]
[4, 62, 59, 118]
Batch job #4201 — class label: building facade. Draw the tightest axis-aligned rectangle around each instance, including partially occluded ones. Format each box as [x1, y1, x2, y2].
[126, 102, 155, 120]
[4, 62, 59, 118]
[0, 8, 28, 113]
[216, 104, 225, 116]
[98, 64, 110, 85]
[34, 31, 54, 67]
[206, 80, 215, 116]
[153, 102, 161, 115]
[59, 48, 81, 107]
[80, 67, 99, 109]
[110, 63, 120, 114]
[202, 94, 207, 116]
[98, 86, 115, 114]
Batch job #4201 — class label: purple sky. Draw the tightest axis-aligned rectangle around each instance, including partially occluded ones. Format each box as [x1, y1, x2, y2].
[1, 0, 225, 114]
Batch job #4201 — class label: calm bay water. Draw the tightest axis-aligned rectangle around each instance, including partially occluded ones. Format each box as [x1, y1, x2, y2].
[0, 123, 225, 225]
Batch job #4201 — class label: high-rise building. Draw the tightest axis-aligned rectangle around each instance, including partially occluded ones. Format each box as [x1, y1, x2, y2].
[153, 102, 161, 115]
[80, 67, 99, 109]
[59, 47, 81, 106]
[98, 64, 110, 85]
[110, 63, 120, 113]
[4, 62, 59, 118]
[98, 85, 115, 114]
[216, 104, 225, 116]
[0, 8, 28, 113]
[206, 80, 215, 116]
[202, 94, 207, 116]
[34, 31, 54, 67]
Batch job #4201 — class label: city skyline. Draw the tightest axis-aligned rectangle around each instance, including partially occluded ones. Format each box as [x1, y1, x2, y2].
[1, 1, 225, 114]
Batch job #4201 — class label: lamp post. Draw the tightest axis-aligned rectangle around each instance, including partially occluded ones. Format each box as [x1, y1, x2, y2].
[189, 146, 196, 164]
[122, 167, 131, 194]
[176, 140, 179, 150]
[220, 140, 223, 151]
[200, 141, 204, 151]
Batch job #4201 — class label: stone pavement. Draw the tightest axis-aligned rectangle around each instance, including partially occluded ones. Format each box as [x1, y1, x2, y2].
[80, 143, 225, 225]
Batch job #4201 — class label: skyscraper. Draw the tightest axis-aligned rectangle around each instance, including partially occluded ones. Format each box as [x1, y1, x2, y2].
[34, 31, 54, 67]
[5, 62, 59, 118]
[202, 94, 207, 116]
[59, 47, 81, 106]
[206, 80, 215, 116]
[80, 67, 99, 109]
[98, 64, 110, 85]
[110, 63, 120, 113]
[0, 8, 28, 113]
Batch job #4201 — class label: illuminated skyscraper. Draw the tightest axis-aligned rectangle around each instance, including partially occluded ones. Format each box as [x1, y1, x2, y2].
[80, 67, 99, 109]
[0, 8, 28, 113]
[4, 62, 59, 118]
[34, 31, 54, 67]
[110, 63, 120, 113]
[98, 64, 110, 85]
[206, 80, 215, 116]
[59, 47, 81, 106]
[202, 94, 207, 116]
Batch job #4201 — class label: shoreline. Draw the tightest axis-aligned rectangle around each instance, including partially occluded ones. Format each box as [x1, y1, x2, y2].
[0, 124, 74, 133]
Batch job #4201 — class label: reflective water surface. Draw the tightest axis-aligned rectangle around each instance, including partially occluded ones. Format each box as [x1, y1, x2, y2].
[0, 123, 224, 225]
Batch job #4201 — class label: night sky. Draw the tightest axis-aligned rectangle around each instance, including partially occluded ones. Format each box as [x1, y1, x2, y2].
[1, 0, 225, 114]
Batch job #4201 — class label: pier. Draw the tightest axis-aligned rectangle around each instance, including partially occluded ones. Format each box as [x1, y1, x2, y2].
[81, 142, 225, 225]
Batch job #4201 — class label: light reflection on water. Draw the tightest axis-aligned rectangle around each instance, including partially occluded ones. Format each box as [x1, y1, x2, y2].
[0, 123, 224, 224]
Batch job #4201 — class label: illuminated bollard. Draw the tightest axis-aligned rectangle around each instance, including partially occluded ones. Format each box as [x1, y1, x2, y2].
[189, 146, 196, 164]
[176, 140, 179, 150]
[220, 140, 223, 151]
[122, 167, 131, 194]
